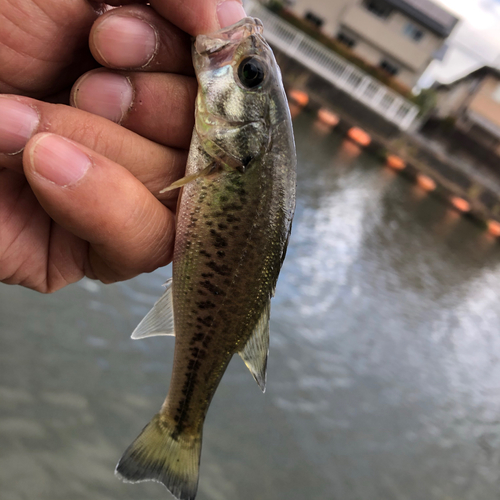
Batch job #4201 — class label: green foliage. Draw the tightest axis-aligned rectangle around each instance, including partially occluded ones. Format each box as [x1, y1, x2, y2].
[266, 0, 285, 12]
[413, 88, 438, 116]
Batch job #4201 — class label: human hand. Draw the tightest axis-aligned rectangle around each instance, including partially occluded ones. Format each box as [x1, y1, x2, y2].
[0, 0, 246, 292]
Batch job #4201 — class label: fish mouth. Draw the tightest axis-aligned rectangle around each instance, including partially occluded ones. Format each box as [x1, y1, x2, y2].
[194, 17, 264, 56]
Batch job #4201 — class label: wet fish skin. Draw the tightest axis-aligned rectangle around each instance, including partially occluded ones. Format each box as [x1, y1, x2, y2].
[116, 17, 296, 500]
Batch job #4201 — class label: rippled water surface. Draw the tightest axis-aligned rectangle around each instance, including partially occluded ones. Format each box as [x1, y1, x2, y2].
[2, 112, 500, 500]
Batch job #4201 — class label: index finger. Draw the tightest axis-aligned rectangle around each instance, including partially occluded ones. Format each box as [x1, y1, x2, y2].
[95, 0, 246, 35]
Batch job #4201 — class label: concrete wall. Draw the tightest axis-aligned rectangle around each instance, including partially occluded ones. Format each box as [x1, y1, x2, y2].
[468, 75, 500, 130]
[434, 79, 474, 118]
[429, 72, 500, 159]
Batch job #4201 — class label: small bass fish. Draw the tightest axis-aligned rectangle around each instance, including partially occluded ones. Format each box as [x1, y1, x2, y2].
[116, 17, 296, 500]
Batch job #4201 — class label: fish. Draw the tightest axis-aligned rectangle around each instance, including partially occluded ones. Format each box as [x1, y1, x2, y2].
[115, 17, 296, 500]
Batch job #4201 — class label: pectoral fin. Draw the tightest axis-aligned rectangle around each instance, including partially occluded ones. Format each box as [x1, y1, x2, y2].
[131, 279, 175, 339]
[159, 164, 216, 193]
[239, 301, 270, 392]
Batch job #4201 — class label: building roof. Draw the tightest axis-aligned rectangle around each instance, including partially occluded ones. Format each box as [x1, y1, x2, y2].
[385, 0, 459, 37]
[434, 66, 500, 91]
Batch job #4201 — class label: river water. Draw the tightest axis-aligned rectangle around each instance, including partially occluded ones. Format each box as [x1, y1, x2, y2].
[2, 112, 500, 500]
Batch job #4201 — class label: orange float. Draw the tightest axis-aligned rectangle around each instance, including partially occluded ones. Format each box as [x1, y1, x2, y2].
[288, 102, 302, 119]
[416, 174, 436, 192]
[317, 108, 339, 127]
[339, 139, 361, 159]
[347, 127, 371, 147]
[487, 220, 500, 237]
[450, 196, 470, 212]
[288, 89, 309, 107]
[386, 155, 406, 170]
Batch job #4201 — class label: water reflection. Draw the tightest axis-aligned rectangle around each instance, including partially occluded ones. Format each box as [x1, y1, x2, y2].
[2, 111, 500, 499]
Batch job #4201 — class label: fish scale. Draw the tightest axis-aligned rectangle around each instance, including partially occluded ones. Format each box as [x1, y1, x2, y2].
[116, 17, 296, 500]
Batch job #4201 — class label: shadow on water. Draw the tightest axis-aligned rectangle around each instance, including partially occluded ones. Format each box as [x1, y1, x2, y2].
[2, 111, 500, 500]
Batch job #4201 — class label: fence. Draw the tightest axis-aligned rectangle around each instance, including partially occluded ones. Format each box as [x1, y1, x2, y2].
[245, 1, 420, 131]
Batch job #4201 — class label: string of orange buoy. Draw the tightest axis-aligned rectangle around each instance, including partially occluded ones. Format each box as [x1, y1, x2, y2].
[286, 89, 499, 239]
[317, 108, 339, 127]
[386, 155, 405, 171]
[347, 127, 371, 147]
[488, 220, 500, 237]
[288, 89, 309, 107]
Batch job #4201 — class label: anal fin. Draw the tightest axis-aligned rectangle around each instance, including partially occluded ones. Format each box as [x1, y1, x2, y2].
[238, 300, 270, 393]
[131, 279, 175, 339]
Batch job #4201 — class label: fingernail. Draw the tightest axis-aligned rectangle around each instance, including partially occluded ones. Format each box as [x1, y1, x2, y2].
[217, 0, 246, 28]
[73, 72, 133, 124]
[94, 15, 157, 68]
[30, 134, 91, 187]
[0, 98, 39, 154]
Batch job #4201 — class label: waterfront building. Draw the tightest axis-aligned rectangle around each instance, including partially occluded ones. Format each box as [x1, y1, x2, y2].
[430, 66, 500, 159]
[281, 0, 458, 88]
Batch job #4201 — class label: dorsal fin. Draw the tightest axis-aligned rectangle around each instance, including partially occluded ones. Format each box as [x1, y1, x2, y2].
[238, 300, 270, 392]
[131, 279, 175, 339]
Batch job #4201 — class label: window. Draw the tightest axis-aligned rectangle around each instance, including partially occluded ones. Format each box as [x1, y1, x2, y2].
[403, 23, 424, 42]
[337, 32, 357, 49]
[363, 0, 393, 19]
[304, 11, 324, 29]
[492, 83, 500, 103]
[380, 59, 399, 76]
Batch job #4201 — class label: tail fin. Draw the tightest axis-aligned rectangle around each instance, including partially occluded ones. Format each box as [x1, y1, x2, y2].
[115, 413, 202, 500]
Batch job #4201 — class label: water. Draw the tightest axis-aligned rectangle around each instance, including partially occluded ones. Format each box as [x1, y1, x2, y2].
[2, 112, 500, 500]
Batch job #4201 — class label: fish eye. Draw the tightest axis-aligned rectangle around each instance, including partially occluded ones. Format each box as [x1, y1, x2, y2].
[237, 57, 266, 89]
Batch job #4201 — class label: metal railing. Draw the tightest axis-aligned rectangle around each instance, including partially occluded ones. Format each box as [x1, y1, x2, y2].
[245, 1, 420, 131]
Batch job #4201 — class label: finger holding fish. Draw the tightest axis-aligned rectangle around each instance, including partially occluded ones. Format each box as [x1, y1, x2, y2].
[0, 95, 188, 208]
[21, 132, 176, 285]
[92, 0, 246, 36]
[71, 69, 197, 150]
[89, 4, 193, 75]
[0, 0, 252, 298]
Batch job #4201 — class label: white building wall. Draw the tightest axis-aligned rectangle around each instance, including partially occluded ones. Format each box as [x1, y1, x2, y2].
[291, 0, 352, 35]
[286, 0, 448, 87]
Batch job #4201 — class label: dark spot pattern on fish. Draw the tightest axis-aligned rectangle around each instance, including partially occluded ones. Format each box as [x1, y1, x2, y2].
[207, 261, 231, 276]
[222, 203, 243, 212]
[199, 280, 225, 296]
[226, 214, 240, 223]
[209, 230, 228, 248]
[196, 300, 216, 310]
[197, 315, 215, 327]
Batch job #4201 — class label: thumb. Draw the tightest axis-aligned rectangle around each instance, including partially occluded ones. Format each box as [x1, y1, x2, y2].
[95, 0, 246, 35]
[23, 133, 175, 283]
